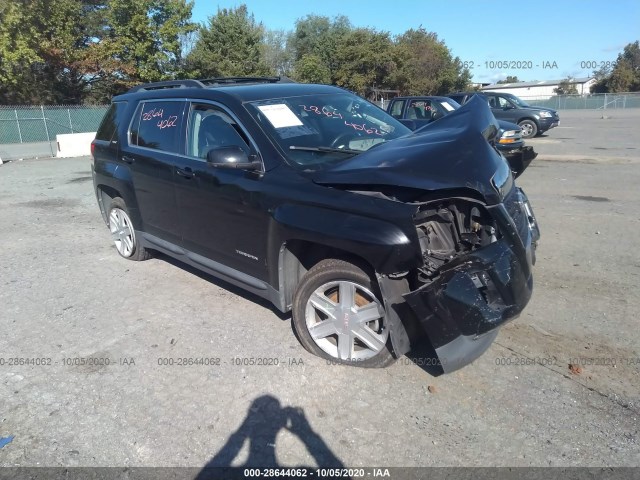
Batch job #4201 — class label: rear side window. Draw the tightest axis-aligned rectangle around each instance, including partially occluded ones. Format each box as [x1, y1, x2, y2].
[95, 101, 127, 142]
[130, 101, 184, 153]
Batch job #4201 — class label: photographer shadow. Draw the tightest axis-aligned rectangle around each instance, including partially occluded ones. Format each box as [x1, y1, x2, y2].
[195, 395, 344, 479]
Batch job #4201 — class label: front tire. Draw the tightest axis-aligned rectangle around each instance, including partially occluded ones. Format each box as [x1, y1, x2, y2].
[518, 119, 538, 139]
[292, 259, 395, 368]
[107, 197, 150, 261]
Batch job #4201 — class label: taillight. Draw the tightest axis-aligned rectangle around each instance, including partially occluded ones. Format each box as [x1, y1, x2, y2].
[90, 142, 96, 158]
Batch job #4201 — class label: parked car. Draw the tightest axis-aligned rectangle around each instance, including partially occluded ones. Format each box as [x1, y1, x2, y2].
[446, 91, 559, 138]
[387, 95, 537, 177]
[92, 77, 540, 373]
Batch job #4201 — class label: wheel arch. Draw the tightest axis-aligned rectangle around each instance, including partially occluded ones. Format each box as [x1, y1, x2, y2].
[517, 116, 540, 127]
[94, 179, 140, 228]
[276, 239, 377, 312]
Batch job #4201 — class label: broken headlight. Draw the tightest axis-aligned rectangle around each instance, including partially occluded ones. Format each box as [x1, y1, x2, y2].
[491, 159, 513, 199]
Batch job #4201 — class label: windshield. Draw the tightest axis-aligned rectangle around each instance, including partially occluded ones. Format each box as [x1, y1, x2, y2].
[504, 93, 530, 108]
[248, 92, 411, 169]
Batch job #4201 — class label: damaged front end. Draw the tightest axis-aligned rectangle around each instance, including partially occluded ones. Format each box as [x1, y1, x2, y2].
[314, 96, 541, 372]
[402, 187, 540, 372]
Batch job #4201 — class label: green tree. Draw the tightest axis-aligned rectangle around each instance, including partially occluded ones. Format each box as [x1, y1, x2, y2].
[290, 15, 351, 80]
[185, 5, 270, 78]
[294, 54, 331, 84]
[589, 41, 640, 93]
[0, 0, 196, 104]
[391, 27, 470, 95]
[554, 77, 579, 95]
[331, 28, 397, 95]
[81, 0, 196, 102]
[498, 75, 520, 84]
[590, 65, 611, 93]
[263, 29, 294, 76]
[0, 0, 85, 103]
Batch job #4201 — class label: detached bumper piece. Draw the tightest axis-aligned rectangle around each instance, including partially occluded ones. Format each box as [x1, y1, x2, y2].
[503, 146, 537, 178]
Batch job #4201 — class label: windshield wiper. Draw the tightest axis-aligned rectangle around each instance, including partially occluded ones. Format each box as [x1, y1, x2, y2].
[289, 145, 362, 155]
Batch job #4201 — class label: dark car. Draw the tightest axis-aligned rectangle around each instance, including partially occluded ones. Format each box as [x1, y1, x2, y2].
[447, 91, 559, 138]
[91, 77, 540, 373]
[387, 95, 537, 177]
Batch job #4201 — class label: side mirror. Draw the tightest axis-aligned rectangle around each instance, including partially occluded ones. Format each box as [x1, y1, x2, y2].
[206, 146, 261, 170]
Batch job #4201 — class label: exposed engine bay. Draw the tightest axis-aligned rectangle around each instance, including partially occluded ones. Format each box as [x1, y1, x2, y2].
[413, 200, 498, 283]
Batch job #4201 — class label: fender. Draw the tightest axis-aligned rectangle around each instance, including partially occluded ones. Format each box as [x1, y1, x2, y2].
[270, 203, 422, 277]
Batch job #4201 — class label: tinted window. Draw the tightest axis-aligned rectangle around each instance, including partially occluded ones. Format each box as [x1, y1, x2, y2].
[130, 101, 184, 153]
[95, 101, 127, 142]
[186, 104, 251, 159]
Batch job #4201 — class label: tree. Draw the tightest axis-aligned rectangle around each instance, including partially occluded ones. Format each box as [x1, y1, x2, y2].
[263, 29, 294, 77]
[332, 28, 397, 95]
[184, 5, 270, 79]
[290, 15, 351, 81]
[0, 0, 85, 103]
[590, 65, 611, 93]
[0, 0, 197, 104]
[294, 54, 331, 84]
[589, 40, 640, 93]
[80, 0, 196, 102]
[554, 77, 579, 95]
[391, 27, 470, 95]
[498, 76, 520, 84]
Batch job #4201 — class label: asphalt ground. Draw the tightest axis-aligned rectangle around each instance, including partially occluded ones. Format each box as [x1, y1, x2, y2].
[0, 109, 638, 471]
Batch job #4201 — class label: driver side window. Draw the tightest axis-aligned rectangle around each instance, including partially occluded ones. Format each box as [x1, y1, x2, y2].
[497, 96, 512, 109]
[187, 104, 251, 159]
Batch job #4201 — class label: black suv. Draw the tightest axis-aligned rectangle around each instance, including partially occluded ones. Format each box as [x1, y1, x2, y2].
[447, 91, 559, 138]
[91, 77, 540, 373]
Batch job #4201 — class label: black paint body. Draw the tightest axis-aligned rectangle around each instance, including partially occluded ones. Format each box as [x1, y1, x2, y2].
[92, 83, 540, 372]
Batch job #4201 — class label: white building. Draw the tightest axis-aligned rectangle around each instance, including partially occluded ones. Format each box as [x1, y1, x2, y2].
[481, 77, 595, 100]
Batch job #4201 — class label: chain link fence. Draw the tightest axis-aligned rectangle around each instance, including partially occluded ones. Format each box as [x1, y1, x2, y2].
[0, 105, 109, 161]
[0, 105, 109, 143]
[514, 92, 640, 110]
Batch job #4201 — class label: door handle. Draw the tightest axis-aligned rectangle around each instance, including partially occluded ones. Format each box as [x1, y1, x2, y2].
[176, 167, 195, 179]
[122, 155, 135, 164]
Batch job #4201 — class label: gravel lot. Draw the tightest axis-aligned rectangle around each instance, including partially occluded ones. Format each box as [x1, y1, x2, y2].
[0, 109, 638, 470]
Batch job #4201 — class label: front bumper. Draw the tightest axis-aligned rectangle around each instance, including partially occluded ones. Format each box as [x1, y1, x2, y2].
[403, 187, 540, 373]
[539, 116, 560, 132]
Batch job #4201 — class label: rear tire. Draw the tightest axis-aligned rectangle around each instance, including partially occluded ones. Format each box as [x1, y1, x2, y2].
[107, 197, 150, 261]
[292, 259, 396, 368]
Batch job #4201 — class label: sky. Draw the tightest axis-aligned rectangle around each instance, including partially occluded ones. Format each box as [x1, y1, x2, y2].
[191, 0, 640, 84]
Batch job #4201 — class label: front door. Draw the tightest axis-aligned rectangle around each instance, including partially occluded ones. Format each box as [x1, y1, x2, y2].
[174, 102, 271, 281]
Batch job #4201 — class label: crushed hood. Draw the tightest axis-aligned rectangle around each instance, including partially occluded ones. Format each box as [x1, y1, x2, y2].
[313, 96, 508, 204]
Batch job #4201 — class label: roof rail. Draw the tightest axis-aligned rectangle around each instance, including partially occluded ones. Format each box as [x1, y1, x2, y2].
[199, 76, 297, 86]
[128, 80, 205, 93]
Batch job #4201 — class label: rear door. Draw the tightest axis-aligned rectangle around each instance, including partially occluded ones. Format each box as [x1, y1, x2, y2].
[123, 99, 186, 244]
